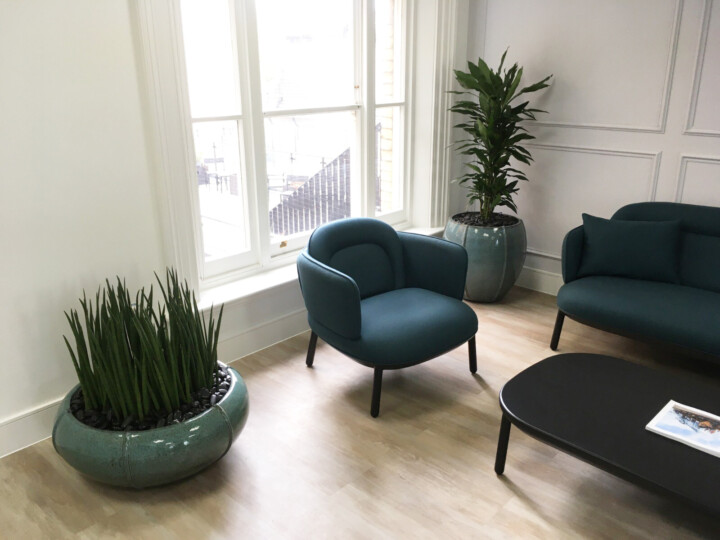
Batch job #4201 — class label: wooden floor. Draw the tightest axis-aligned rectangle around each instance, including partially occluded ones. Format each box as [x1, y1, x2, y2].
[1, 287, 719, 538]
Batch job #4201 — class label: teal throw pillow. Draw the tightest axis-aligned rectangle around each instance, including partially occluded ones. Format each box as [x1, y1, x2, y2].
[577, 213, 680, 283]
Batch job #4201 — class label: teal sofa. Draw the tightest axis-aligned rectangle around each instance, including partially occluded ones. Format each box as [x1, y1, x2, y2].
[551, 202, 720, 359]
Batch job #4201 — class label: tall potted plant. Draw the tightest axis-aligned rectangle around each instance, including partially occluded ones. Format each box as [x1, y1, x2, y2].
[444, 52, 552, 302]
[52, 269, 249, 488]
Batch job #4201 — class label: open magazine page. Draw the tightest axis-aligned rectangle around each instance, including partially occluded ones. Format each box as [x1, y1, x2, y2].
[646, 400, 720, 458]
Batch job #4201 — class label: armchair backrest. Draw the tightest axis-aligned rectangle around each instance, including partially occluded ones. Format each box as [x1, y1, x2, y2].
[612, 202, 720, 293]
[307, 218, 405, 298]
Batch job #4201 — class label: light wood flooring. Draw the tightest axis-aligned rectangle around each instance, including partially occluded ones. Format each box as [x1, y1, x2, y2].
[1, 287, 719, 538]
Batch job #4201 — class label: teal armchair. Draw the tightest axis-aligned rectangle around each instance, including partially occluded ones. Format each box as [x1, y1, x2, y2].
[297, 218, 479, 417]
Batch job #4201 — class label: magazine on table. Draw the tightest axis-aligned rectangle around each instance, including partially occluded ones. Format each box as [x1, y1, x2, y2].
[646, 400, 720, 458]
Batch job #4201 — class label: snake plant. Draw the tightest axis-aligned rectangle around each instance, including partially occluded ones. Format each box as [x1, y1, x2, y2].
[64, 268, 223, 424]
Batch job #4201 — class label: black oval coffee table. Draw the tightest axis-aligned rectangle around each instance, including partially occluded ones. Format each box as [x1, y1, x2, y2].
[495, 353, 720, 515]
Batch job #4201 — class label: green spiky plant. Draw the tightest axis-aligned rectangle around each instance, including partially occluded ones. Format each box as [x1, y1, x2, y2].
[451, 51, 552, 224]
[64, 268, 223, 425]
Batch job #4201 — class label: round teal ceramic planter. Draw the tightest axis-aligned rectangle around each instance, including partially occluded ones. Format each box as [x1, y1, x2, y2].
[444, 214, 527, 303]
[52, 366, 249, 488]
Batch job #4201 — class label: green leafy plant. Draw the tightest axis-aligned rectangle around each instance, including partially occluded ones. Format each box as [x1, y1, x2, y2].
[64, 268, 223, 425]
[451, 51, 552, 224]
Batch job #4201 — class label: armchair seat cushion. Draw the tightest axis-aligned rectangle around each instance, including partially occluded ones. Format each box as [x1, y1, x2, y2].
[557, 276, 720, 356]
[309, 288, 478, 368]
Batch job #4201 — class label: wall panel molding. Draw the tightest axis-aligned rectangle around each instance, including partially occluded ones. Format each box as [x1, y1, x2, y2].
[684, 0, 720, 137]
[674, 154, 720, 202]
[472, 0, 720, 303]
[523, 143, 662, 259]
[531, 0, 682, 134]
[526, 143, 662, 201]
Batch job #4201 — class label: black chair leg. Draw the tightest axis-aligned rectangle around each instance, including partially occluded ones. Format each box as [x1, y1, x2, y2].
[306, 331, 318, 367]
[370, 368, 383, 418]
[468, 336, 477, 374]
[550, 310, 565, 351]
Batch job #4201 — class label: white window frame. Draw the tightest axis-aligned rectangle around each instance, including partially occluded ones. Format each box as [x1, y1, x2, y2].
[183, 0, 413, 287]
[131, 0, 464, 292]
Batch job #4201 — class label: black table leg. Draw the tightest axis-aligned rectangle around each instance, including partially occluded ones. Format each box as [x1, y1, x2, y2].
[306, 332, 318, 367]
[495, 415, 512, 475]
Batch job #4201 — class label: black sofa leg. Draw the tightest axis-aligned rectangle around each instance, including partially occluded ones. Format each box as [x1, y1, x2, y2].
[371, 368, 383, 418]
[469, 336, 477, 374]
[550, 311, 565, 351]
[306, 331, 318, 367]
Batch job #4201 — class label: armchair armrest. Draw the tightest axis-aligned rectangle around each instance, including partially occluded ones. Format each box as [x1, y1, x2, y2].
[297, 251, 362, 339]
[398, 232, 467, 300]
[561, 226, 584, 283]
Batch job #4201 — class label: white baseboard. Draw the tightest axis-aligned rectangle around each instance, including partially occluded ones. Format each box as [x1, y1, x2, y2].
[516, 266, 563, 296]
[218, 308, 309, 363]
[2, 265, 557, 460]
[0, 308, 310, 460]
[0, 398, 62, 459]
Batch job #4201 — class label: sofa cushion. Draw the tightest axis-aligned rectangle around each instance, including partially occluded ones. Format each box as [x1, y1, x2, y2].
[557, 276, 720, 356]
[612, 202, 720, 293]
[680, 233, 720, 294]
[308, 288, 478, 367]
[577, 214, 680, 283]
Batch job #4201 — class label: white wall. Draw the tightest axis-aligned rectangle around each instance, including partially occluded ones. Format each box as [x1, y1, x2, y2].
[465, 0, 720, 293]
[0, 0, 312, 458]
[13, 0, 714, 458]
[0, 0, 465, 458]
[0, 0, 167, 455]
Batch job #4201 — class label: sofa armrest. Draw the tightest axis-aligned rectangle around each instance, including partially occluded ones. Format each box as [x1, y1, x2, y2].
[297, 251, 362, 339]
[562, 226, 584, 283]
[398, 232, 467, 300]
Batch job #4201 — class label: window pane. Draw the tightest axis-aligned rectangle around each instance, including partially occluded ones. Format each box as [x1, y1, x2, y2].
[376, 106, 403, 214]
[376, 0, 401, 103]
[266, 112, 355, 242]
[256, 0, 355, 111]
[192, 121, 249, 261]
[181, 0, 241, 118]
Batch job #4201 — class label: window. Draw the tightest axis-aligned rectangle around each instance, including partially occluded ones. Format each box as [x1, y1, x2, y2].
[179, 0, 409, 281]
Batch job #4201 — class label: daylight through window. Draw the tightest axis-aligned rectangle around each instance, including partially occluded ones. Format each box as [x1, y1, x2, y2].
[179, 0, 408, 280]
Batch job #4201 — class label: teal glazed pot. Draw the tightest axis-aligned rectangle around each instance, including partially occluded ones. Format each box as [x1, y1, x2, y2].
[444, 214, 527, 302]
[52, 366, 249, 488]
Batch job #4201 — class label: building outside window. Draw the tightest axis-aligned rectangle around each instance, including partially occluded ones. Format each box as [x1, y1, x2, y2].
[179, 0, 408, 281]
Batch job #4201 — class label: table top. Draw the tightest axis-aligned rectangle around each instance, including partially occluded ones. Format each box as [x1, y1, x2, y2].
[500, 353, 720, 515]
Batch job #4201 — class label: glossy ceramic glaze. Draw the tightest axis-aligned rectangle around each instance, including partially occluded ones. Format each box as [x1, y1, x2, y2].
[52, 366, 249, 488]
[444, 215, 527, 302]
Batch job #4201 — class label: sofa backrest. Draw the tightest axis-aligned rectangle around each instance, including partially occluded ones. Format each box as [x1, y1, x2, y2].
[612, 202, 720, 293]
[307, 218, 405, 298]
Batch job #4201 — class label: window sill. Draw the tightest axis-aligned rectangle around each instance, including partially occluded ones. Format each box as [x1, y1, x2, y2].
[198, 263, 299, 311]
[197, 226, 444, 311]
